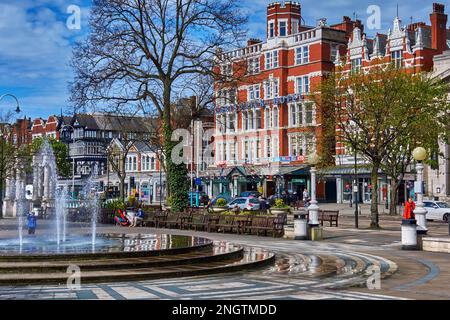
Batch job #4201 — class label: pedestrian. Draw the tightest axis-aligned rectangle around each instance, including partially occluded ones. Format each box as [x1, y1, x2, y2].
[303, 189, 310, 208]
[259, 196, 267, 213]
[403, 198, 416, 220]
[27, 211, 37, 235]
[132, 207, 144, 227]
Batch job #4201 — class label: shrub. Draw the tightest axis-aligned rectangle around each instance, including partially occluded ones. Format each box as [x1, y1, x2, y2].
[106, 200, 126, 211]
[215, 198, 228, 207]
[273, 199, 289, 209]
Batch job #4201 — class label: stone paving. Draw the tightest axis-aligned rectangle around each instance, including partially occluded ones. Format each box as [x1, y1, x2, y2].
[0, 215, 449, 300]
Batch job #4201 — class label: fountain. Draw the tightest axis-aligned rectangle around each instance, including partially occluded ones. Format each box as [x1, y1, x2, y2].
[0, 139, 213, 256]
[0, 139, 275, 286]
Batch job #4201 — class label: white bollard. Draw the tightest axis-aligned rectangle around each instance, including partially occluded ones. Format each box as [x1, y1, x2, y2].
[294, 213, 308, 240]
[402, 219, 418, 250]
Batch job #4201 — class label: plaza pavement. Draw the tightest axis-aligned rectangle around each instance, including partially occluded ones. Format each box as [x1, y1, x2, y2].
[0, 210, 449, 300]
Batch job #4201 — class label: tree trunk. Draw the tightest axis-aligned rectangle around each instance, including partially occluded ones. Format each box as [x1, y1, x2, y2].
[162, 84, 189, 213]
[389, 180, 399, 216]
[370, 164, 380, 229]
[119, 176, 126, 202]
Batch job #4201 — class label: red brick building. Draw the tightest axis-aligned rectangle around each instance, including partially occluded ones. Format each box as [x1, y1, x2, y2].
[7, 117, 32, 148]
[212, 1, 360, 197]
[211, 2, 450, 201]
[329, 3, 450, 205]
[336, 3, 450, 160]
[31, 115, 61, 141]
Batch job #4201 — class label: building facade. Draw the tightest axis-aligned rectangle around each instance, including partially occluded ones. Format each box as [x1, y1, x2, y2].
[329, 3, 450, 204]
[212, 1, 450, 203]
[426, 50, 450, 201]
[213, 1, 360, 199]
[97, 140, 166, 204]
[59, 113, 154, 187]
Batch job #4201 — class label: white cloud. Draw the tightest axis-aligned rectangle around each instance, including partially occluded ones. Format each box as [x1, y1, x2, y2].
[0, 0, 89, 117]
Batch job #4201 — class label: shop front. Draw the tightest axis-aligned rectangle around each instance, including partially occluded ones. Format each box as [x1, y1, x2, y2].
[320, 166, 389, 205]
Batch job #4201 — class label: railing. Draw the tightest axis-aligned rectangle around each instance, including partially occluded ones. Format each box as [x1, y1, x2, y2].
[293, 29, 317, 43]
[222, 43, 263, 60]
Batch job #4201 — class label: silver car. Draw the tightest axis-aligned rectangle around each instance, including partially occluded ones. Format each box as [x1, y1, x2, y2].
[227, 197, 261, 211]
[423, 201, 450, 222]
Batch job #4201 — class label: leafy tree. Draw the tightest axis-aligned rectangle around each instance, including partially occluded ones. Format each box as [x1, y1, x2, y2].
[320, 64, 450, 228]
[31, 137, 71, 178]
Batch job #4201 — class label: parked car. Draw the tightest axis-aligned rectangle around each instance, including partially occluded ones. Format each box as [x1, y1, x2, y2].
[227, 197, 261, 211]
[423, 200, 450, 222]
[210, 194, 233, 206]
[240, 191, 261, 198]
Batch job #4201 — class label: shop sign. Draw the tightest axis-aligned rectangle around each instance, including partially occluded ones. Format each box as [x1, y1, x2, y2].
[215, 93, 303, 114]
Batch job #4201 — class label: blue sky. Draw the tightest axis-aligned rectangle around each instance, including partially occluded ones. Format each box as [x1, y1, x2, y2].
[0, 0, 442, 120]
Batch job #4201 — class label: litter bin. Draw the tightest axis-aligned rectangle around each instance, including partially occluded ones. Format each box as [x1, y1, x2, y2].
[402, 219, 418, 250]
[294, 213, 308, 240]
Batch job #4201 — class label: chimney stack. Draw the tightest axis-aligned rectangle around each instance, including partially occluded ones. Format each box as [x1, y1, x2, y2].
[430, 3, 448, 54]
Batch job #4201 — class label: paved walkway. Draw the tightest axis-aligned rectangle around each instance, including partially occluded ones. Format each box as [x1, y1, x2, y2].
[0, 216, 449, 300]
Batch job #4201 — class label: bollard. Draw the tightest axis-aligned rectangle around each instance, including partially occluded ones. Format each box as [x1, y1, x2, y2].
[448, 216, 450, 236]
[402, 219, 418, 250]
[294, 213, 308, 240]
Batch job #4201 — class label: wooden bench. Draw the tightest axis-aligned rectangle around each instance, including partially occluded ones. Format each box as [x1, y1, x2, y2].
[142, 211, 157, 227]
[319, 210, 339, 227]
[163, 213, 182, 229]
[246, 216, 270, 236]
[154, 211, 169, 228]
[184, 214, 210, 231]
[215, 215, 237, 234]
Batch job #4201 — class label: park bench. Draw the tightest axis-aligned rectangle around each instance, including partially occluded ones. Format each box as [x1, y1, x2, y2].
[142, 211, 157, 227]
[319, 210, 339, 227]
[206, 215, 221, 233]
[184, 214, 210, 231]
[271, 216, 286, 238]
[162, 212, 182, 229]
[154, 211, 169, 228]
[246, 216, 270, 236]
[215, 215, 237, 234]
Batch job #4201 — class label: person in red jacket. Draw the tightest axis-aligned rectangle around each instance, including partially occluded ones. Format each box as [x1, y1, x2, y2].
[403, 198, 416, 220]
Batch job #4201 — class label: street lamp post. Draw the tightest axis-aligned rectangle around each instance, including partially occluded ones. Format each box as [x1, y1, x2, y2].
[308, 152, 320, 227]
[0, 94, 21, 220]
[159, 148, 163, 209]
[413, 147, 428, 235]
[61, 125, 76, 198]
[354, 147, 359, 228]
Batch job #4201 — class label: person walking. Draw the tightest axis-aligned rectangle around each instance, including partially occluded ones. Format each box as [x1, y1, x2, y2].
[403, 198, 416, 220]
[27, 211, 37, 235]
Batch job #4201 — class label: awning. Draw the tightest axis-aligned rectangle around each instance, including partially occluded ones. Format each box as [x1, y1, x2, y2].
[318, 165, 382, 176]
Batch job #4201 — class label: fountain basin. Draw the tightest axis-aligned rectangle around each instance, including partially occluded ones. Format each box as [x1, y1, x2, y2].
[0, 234, 212, 260]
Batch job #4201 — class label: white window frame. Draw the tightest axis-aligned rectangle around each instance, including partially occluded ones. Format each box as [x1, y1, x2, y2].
[278, 19, 288, 37]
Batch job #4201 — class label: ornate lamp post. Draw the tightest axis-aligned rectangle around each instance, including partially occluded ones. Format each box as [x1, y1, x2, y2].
[413, 147, 428, 235]
[0, 94, 21, 220]
[307, 152, 320, 227]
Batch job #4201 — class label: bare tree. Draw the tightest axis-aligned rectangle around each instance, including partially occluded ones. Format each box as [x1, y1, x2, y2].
[70, 0, 247, 211]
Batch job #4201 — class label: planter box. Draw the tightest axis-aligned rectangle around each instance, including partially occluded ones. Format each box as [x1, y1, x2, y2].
[270, 208, 291, 215]
[210, 207, 228, 213]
